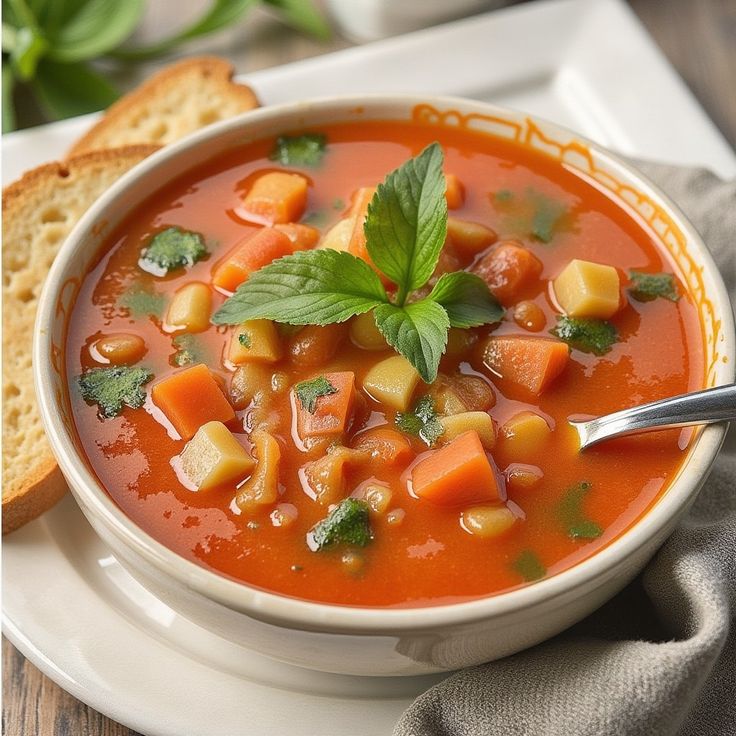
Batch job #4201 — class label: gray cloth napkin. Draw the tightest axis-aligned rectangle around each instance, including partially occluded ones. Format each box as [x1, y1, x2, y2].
[394, 163, 736, 736]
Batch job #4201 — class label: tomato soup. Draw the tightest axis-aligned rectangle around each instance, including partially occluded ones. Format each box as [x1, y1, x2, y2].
[66, 120, 703, 607]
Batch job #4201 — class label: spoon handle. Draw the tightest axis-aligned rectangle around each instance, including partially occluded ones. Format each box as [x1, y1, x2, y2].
[571, 384, 736, 450]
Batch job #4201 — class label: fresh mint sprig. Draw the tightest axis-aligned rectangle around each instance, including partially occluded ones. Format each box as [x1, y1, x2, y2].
[213, 143, 503, 382]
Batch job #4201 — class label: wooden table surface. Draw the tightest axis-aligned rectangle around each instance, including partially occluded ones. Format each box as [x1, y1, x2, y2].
[3, 1, 735, 734]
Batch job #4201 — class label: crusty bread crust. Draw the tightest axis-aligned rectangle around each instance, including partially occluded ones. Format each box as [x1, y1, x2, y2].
[68, 56, 260, 156]
[2, 145, 159, 534]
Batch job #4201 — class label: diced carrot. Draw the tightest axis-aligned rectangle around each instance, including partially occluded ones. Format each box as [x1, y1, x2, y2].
[212, 227, 293, 293]
[241, 171, 308, 225]
[152, 364, 235, 440]
[447, 217, 497, 258]
[472, 241, 543, 304]
[294, 371, 355, 440]
[352, 426, 413, 466]
[411, 430, 504, 507]
[348, 186, 377, 265]
[274, 222, 320, 250]
[479, 335, 569, 395]
[445, 174, 465, 209]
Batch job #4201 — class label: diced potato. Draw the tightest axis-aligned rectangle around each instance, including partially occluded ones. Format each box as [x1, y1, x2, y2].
[303, 446, 367, 505]
[461, 505, 517, 538]
[166, 282, 211, 333]
[241, 171, 308, 225]
[360, 483, 393, 515]
[180, 421, 255, 491]
[229, 363, 271, 409]
[506, 463, 543, 491]
[362, 355, 421, 412]
[228, 319, 282, 364]
[445, 174, 465, 209]
[501, 411, 551, 456]
[236, 430, 281, 512]
[553, 259, 621, 319]
[318, 217, 355, 252]
[92, 333, 146, 365]
[349, 311, 388, 351]
[440, 411, 495, 449]
[447, 217, 496, 258]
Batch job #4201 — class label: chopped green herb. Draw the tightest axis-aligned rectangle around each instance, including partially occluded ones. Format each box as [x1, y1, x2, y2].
[295, 376, 337, 413]
[513, 550, 546, 581]
[558, 481, 602, 540]
[119, 287, 166, 318]
[269, 133, 327, 167]
[332, 197, 346, 211]
[78, 366, 152, 418]
[494, 189, 514, 202]
[213, 143, 501, 383]
[238, 333, 252, 348]
[396, 395, 445, 447]
[528, 189, 567, 242]
[551, 315, 617, 356]
[307, 498, 373, 551]
[171, 334, 208, 367]
[139, 227, 207, 276]
[629, 270, 679, 302]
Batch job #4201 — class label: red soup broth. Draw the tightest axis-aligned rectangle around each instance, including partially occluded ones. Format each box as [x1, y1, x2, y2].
[66, 120, 704, 607]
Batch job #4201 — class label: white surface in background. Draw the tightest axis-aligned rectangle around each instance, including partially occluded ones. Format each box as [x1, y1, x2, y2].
[3, 0, 735, 186]
[3, 1, 735, 735]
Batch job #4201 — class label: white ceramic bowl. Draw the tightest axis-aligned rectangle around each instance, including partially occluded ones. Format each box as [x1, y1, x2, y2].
[35, 95, 735, 676]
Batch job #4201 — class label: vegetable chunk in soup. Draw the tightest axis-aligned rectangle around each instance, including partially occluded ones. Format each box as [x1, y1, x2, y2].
[67, 120, 703, 607]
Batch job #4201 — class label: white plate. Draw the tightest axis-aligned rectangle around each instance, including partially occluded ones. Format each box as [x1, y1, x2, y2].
[4, 1, 735, 733]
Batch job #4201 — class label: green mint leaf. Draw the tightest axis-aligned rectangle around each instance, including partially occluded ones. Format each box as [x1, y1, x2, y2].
[238, 333, 251, 348]
[213, 249, 388, 326]
[47, 0, 145, 63]
[428, 272, 504, 328]
[551, 316, 617, 356]
[374, 299, 449, 383]
[269, 133, 326, 167]
[294, 376, 337, 414]
[628, 270, 679, 302]
[558, 481, 602, 540]
[78, 366, 151, 418]
[139, 227, 207, 276]
[171, 334, 208, 366]
[513, 550, 546, 581]
[119, 286, 166, 318]
[364, 142, 447, 301]
[396, 395, 444, 447]
[307, 499, 372, 551]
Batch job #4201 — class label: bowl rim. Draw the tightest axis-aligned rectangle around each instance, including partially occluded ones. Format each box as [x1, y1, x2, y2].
[34, 93, 735, 633]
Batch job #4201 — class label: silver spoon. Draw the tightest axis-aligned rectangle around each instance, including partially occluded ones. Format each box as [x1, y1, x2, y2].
[570, 384, 736, 450]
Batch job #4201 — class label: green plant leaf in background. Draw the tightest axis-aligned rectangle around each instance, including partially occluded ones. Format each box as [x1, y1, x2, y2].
[2, 63, 16, 132]
[46, 0, 145, 62]
[32, 58, 118, 119]
[110, 0, 258, 61]
[263, 0, 331, 40]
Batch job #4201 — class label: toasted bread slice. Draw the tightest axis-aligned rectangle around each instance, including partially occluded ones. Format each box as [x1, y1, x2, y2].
[68, 56, 260, 156]
[2, 145, 159, 533]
